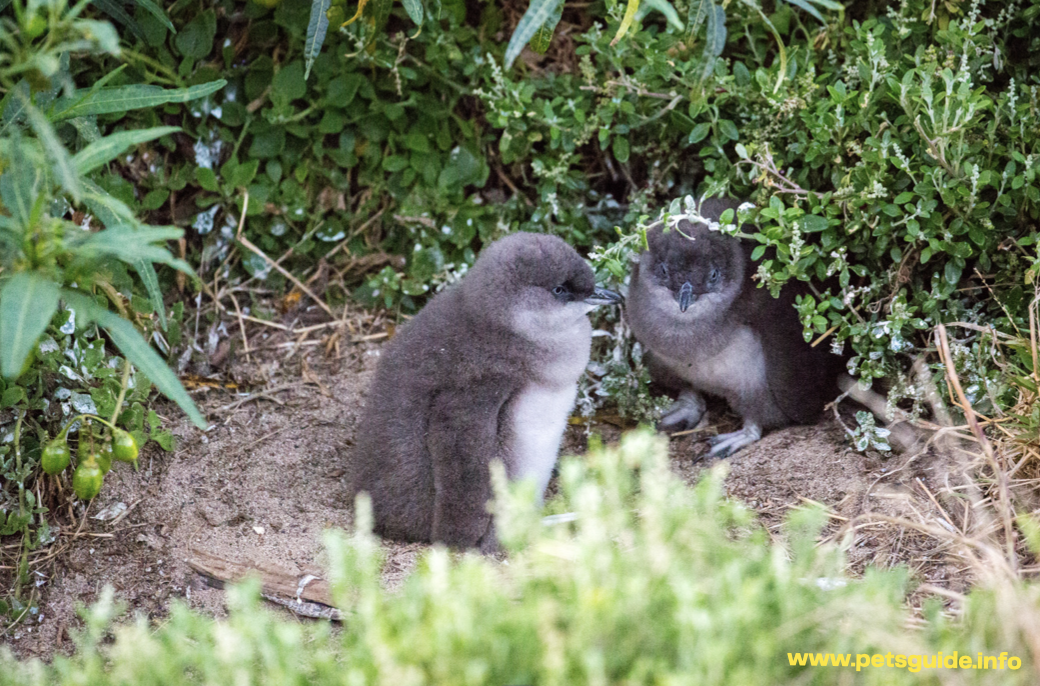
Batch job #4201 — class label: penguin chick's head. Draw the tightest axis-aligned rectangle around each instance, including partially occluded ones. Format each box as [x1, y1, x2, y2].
[462, 232, 621, 334]
[642, 219, 746, 317]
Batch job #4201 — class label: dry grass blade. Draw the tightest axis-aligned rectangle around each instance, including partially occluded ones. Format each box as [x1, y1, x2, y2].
[935, 324, 1016, 573]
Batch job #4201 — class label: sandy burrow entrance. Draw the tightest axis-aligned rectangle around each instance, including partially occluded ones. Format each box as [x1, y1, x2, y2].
[4, 342, 967, 659]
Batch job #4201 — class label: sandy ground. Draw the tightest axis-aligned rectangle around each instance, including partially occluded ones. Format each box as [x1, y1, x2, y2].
[3, 334, 969, 660]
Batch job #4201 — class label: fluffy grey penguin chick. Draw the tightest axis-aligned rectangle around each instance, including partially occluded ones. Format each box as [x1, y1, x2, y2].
[627, 198, 845, 457]
[349, 233, 622, 551]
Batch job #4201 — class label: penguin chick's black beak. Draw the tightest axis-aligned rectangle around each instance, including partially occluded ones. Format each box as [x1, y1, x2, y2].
[678, 281, 695, 313]
[584, 287, 623, 307]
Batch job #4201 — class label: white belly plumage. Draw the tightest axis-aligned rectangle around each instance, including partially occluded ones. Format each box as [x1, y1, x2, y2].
[508, 382, 578, 501]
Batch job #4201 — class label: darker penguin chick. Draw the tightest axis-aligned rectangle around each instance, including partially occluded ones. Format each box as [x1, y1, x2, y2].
[626, 198, 844, 457]
[348, 233, 622, 551]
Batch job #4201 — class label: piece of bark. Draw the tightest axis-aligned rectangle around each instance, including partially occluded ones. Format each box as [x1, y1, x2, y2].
[185, 548, 342, 621]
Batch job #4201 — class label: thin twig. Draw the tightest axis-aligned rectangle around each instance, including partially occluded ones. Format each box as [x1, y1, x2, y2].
[234, 191, 335, 318]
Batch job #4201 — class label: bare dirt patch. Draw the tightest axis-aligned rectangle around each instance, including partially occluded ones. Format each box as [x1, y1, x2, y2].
[3, 337, 971, 660]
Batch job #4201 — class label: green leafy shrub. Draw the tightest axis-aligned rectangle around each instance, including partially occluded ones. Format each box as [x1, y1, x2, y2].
[89, 0, 1040, 427]
[1, 430, 1037, 683]
[262, 0, 1038, 421]
[0, 0, 216, 616]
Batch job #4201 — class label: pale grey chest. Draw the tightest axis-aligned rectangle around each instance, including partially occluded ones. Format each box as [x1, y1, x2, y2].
[658, 325, 768, 402]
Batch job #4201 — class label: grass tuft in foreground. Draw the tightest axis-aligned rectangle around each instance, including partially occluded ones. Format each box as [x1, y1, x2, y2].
[2, 430, 1037, 684]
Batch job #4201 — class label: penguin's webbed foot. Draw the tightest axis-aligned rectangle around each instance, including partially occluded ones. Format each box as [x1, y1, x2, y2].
[707, 423, 762, 458]
[658, 390, 707, 433]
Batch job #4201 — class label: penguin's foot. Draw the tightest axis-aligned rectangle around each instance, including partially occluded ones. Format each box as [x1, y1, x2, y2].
[658, 390, 707, 432]
[707, 423, 762, 458]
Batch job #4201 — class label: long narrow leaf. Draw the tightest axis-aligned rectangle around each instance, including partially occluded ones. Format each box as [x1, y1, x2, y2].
[704, 1, 726, 58]
[686, 0, 709, 43]
[90, 0, 147, 41]
[50, 80, 227, 121]
[505, 0, 564, 68]
[0, 274, 60, 379]
[72, 126, 180, 175]
[783, 0, 824, 23]
[0, 141, 41, 228]
[528, 0, 563, 54]
[81, 179, 138, 228]
[610, 0, 642, 47]
[131, 0, 176, 32]
[61, 290, 207, 429]
[77, 225, 195, 275]
[641, 0, 683, 31]
[0, 80, 30, 136]
[304, 0, 332, 81]
[23, 99, 81, 201]
[700, 0, 726, 79]
[134, 260, 167, 330]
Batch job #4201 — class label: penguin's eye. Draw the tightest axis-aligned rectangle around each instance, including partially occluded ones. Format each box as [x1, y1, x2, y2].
[656, 262, 669, 278]
[708, 268, 720, 285]
[551, 285, 569, 299]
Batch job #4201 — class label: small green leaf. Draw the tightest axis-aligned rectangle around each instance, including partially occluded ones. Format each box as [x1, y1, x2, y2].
[272, 61, 307, 105]
[687, 122, 711, 144]
[798, 215, 829, 232]
[613, 136, 631, 163]
[402, 0, 423, 25]
[382, 155, 409, 172]
[1, 386, 26, 408]
[0, 273, 60, 379]
[195, 167, 219, 192]
[174, 9, 216, 60]
[718, 119, 739, 140]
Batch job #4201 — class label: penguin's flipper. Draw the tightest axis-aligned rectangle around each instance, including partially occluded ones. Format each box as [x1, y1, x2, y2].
[426, 382, 515, 550]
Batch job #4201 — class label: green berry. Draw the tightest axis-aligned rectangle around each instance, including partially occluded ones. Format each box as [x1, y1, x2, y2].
[112, 429, 139, 462]
[23, 14, 47, 40]
[41, 439, 71, 475]
[73, 458, 103, 500]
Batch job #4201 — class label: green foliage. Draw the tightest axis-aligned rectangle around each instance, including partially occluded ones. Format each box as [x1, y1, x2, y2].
[1, 431, 1038, 682]
[0, 0, 215, 616]
[117, 0, 1039, 428]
